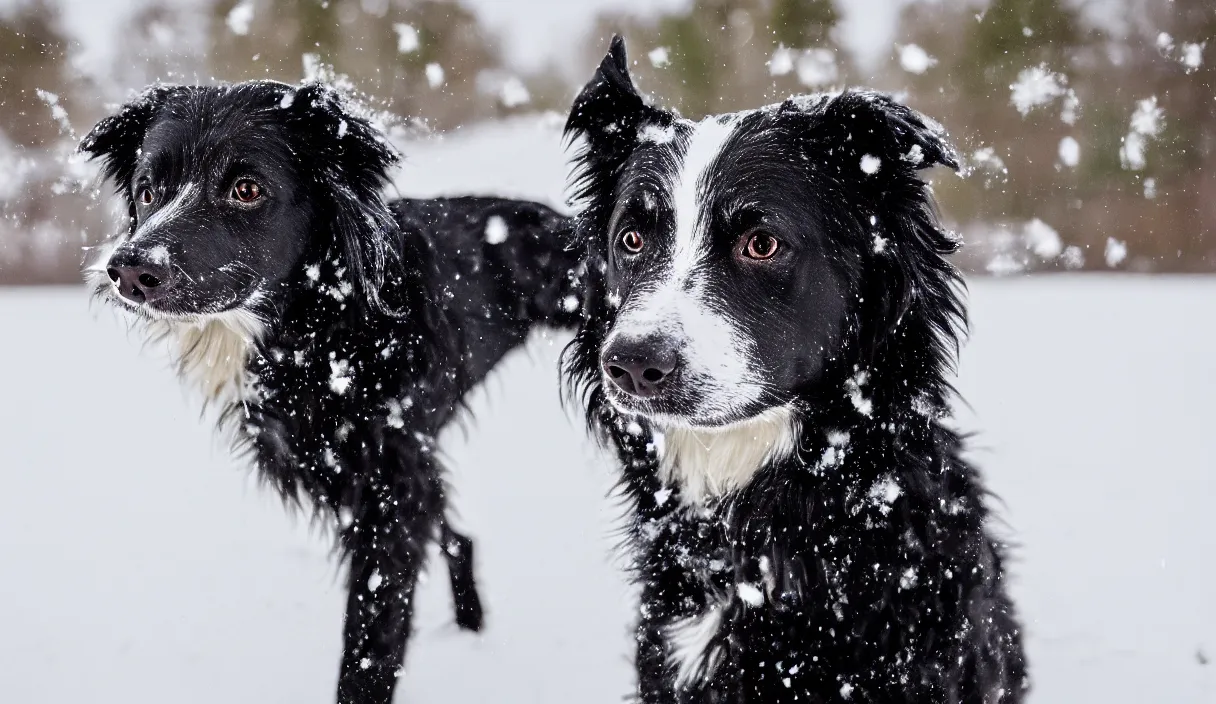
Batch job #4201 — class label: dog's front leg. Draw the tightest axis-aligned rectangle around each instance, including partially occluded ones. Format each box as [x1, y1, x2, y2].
[334, 443, 444, 704]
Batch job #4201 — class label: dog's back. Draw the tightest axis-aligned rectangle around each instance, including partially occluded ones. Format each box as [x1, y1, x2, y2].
[394, 197, 579, 390]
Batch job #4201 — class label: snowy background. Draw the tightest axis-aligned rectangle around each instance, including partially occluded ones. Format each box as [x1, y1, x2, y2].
[1, 1, 1214, 703]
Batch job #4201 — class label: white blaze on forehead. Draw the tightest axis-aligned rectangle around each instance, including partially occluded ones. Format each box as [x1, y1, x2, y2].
[670, 115, 739, 278]
[131, 182, 198, 243]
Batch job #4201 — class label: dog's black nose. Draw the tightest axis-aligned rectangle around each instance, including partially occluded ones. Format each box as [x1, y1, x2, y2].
[106, 248, 173, 305]
[602, 335, 679, 398]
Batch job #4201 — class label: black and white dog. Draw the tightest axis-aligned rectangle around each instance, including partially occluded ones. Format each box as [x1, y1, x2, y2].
[564, 37, 1027, 703]
[81, 80, 579, 703]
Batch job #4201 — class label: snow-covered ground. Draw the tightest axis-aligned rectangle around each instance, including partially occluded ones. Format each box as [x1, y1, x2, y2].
[1, 119, 1212, 703]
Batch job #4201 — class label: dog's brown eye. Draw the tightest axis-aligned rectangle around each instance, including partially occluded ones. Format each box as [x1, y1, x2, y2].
[619, 230, 644, 254]
[138, 188, 154, 206]
[742, 230, 780, 260]
[232, 179, 262, 203]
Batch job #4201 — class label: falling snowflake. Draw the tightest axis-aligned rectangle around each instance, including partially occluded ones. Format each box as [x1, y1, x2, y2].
[499, 77, 530, 108]
[1009, 65, 1067, 116]
[639, 123, 676, 145]
[648, 47, 670, 68]
[393, 23, 419, 53]
[796, 48, 838, 87]
[425, 63, 445, 89]
[769, 45, 795, 76]
[329, 359, 353, 395]
[225, 0, 254, 36]
[484, 215, 508, 244]
[898, 44, 937, 74]
[1058, 136, 1080, 168]
[1120, 97, 1164, 171]
[737, 582, 764, 607]
[1179, 43, 1204, 73]
[1024, 219, 1062, 260]
[1105, 238, 1127, 267]
[869, 475, 902, 512]
[1060, 246, 1085, 270]
[846, 370, 872, 417]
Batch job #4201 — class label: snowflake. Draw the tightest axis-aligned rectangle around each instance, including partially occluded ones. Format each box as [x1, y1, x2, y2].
[226, 0, 254, 36]
[425, 63, 445, 89]
[898, 44, 937, 74]
[393, 23, 419, 54]
[1009, 65, 1067, 116]
[1105, 238, 1127, 267]
[484, 215, 508, 244]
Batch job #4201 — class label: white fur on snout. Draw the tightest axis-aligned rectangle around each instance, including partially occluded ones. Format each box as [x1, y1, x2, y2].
[607, 276, 760, 420]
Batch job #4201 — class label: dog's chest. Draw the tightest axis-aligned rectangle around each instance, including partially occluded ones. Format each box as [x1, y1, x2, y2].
[656, 406, 797, 506]
[166, 317, 259, 405]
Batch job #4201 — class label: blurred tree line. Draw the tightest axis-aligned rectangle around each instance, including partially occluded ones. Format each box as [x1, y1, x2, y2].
[1, 0, 1212, 283]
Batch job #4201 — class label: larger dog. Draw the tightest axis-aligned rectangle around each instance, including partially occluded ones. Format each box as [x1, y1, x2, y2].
[564, 37, 1027, 703]
[81, 80, 579, 703]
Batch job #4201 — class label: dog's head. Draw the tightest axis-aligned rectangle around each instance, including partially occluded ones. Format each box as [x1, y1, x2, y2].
[565, 37, 962, 429]
[81, 80, 400, 326]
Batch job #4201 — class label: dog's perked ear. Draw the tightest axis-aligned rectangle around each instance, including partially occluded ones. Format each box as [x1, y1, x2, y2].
[79, 85, 188, 210]
[281, 82, 410, 317]
[564, 35, 671, 201]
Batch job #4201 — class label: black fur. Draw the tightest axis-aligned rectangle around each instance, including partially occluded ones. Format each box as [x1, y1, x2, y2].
[81, 80, 580, 703]
[563, 37, 1027, 703]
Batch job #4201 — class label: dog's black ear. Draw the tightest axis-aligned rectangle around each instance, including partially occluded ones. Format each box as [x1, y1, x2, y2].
[564, 36, 670, 195]
[284, 82, 406, 316]
[79, 85, 185, 194]
[286, 81, 400, 196]
[789, 90, 958, 176]
[801, 92, 964, 371]
[565, 35, 649, 147]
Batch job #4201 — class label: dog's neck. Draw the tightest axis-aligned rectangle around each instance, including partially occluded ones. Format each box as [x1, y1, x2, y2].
[657, 406, 799, 505]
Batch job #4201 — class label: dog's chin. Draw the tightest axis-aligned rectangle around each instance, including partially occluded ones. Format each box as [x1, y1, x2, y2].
[97, 283, 264, 327]
[601, 378, 765, 431]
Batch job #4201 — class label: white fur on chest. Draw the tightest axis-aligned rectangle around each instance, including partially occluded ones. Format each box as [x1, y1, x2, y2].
[156, 308, 264, 407]
[658, 406, 798, 505]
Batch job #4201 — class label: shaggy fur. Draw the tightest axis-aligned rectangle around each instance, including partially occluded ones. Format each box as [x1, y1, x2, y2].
[563, 37, 1027, 703]
[81, 80, 580, 704]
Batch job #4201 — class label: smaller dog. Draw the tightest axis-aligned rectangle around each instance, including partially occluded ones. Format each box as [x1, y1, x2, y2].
[82, 80, 579, 703]
[564, 37, 1027, 703]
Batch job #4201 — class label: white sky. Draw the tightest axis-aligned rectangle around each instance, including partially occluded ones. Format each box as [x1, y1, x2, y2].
[3, 0, 911, 78]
